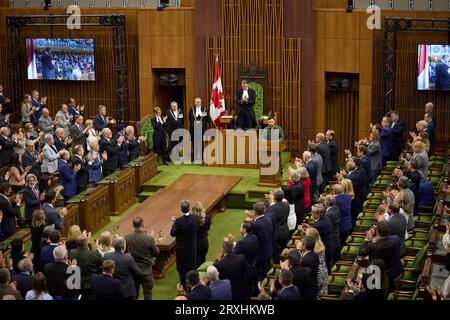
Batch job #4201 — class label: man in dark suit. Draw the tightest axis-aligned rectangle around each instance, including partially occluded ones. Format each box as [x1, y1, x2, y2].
[271, 269, 301, 300]
[114, 124, 129, 168]
[22, 140, 41, 177]
[341, 160, 366, 226]
[69, 115, 89, 149]
[40, 230, 61, 269]
[314, 133, 331, 191]
[0, 127, 17, 166]
[206, 265, 232, 300]
[281, 249, 313, 300]
[41, 47, 55, 80]
[183, 270, 211, 300]
[23, 174, 41, 221]
[42, 191, 66, 231]
[0, 183, 21, 238]
[235, 80, 257, 130]
[72, 145, 91, 194]
[125, 216, 160, 300]
[94, 105, 115, 132]
[324, 195, 341, 261]
[170, 200, 200, 287]
[424, 112, 435, 153]
[151, 107, 169, 165]
[381, 203, 407, 257]
[390, 110, 405, 160]
[252, 203, 273, 282]
[214, 241, 248, 300]
[91, 259, 125, 300]
[104, 237, 146, 300]
[435, 55, 450, 91]
[326, 130, 340, 175]
[165, 101, 184, 152]
[303, 204, 335, 271]
[270, 189, 290, 264]
[359, 221, 396, 272]
[11, 258, 33, 298]
[99, 128, 121, 177]
[43, 245, 76, 299]
[189, 98, 208, 161]
[233, 220, 258, 297]
[54, 128, 70, 151]
[299, 235, 319, 299]
[303, 151, 318, 203]
[125, 126, 142, 162]
[68, 236, 103, 299]
[31, 90, 46, 127]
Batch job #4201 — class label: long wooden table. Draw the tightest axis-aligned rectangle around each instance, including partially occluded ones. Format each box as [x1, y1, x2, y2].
[111, 174, 242, 278]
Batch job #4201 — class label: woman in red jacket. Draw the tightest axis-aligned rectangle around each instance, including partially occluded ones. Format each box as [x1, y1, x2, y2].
[299, 167, 311, 214]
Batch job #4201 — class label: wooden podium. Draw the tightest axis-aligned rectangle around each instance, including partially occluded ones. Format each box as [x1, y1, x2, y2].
[258, 140, 286, 187]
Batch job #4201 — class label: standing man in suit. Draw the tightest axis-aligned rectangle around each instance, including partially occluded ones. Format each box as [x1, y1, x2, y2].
[312, 133, 331, 191]
[339, 160, 366, 225]
[252, 202, 273, 282]
[170, 200, 200, 287]
[289, 169, 305, 226]
[94, 105, 116, 132]
[91, 259, 125, 300]
[165, 101, 184, 152]
[70, 115, 90, 149]
[125, 216, 160, 300]
[390, 110, 405, 160]
[379, 117, 393, 165]
[359, 221, 396, 271]
[41, 47, 55, 80]
[72, 145, 90, 194]
[151, 107, 169, 165]
[324, 195, 341, 261]
[377, 203, 407, 257]
[270, 269, 301, 300]
[233, 220, 258, 297]
[38, 108, 56, 136]
[298, 235, 319, 299]
[189, 98, 208, 162]
[67, 98, 84, 122]
[43, 245, 76, 299]
[115, 124, 129, 168]
[0, 127, 17, 166]
[23, 174, 42, 222]
[181, 270, 211, 300]
[42, 191, 66, 230]
[31, 90, 46, 126]
[424, 112, 435, 153]
[270, 189, 290, 264]
[22, 140, 42, 178]
[214, 240, 248, 300]
[0, 183, 22, 238]
[206, 266, 232, 300]
[55, 104, 73, 136]
[54, 128, 71, 152]
[12, 258, 33, 298]
[125, 126, 144, 162]
[326, 130, 340, 176]
[58, 150, 79, 203]
[104, 237, 146, 300]
[435, 55, 450, 91]
[280, 249, 313, 300]
[99, 128, 121, 177]
[40, 230, 61, 269]
[235, 80, 257, 130]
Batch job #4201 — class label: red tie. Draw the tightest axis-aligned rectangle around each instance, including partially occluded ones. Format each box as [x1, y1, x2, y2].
[33, 188, 41, 208]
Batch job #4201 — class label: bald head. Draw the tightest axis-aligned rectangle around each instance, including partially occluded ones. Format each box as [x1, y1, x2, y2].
[425, 102, 434, 112]
[303, 151, 312, 163]
[42, 108, 50, 117]
[0, 127, 9, 136]
[125, 126, 135, 135]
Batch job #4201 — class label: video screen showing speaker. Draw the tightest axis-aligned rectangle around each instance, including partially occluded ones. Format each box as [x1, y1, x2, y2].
[26, 38, 95, 81]
[417, 44, 450, 91]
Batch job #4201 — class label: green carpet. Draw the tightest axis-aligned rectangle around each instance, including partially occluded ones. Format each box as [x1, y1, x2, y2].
[152, 208, 247, 300]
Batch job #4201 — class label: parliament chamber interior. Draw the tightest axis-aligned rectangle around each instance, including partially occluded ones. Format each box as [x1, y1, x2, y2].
[0, 0, 448, 306]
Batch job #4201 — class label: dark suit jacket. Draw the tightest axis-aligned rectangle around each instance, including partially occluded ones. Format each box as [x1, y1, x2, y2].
[0, 135, 17, 165]
[208, 279, 232, 300]
[359, 237, 396, 271]
[312, 216, 335, 264]
[189, 106, 209, 135]
[291, 265, 313, 300]
[0, 194, 21, 235]
[271, 201, 290, 242]
[94, 114, 109, 132]
[327, 139, 340, 174]
[170, 214, 200, 273]
[68, 247, 103, 290]
[23, 186, 41, 221]
[40, 244, 58, 269]
[235, 88, 257, 123]
[165, 108, 184, 137]
[126, 135, 140, 161]
[54, 137, 68, 152]
[274, 285, 301, 300]
[99, 137, 120, 174]
[347, 168, 367, 202]
[290, 180, 304, 219]
[387, 214, 407, 256]
[72, 155, 91, 193]
[12, 272, 32, 298]
[233, 233, 258, 281]
[58, 159, 77, 198]
[253, 215, 274, 261]
[103, 251, 146, 299]
[42, 203, 64, 230]
[426, 121, 435, 150]
[69, 124, 87, 148]
[214, 253, 248, 300]
[187, 284, 211, 300]
[91, 273, 125, 300]
[114, 133, 129, 167]
[305, 160, 318, 195]
[436, 61, 450, 90]
[43, 261, 70, 298]
[391, 119, 405, 147]
[316, 141, 331, 174]
[300, 251, 319, 298]
[22, 150, 41, 177]
[325, 205, 341, 247]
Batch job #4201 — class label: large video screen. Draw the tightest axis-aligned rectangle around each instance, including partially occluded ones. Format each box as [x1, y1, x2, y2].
[417, 44, 450, 91]
[26, 38, 95, 81]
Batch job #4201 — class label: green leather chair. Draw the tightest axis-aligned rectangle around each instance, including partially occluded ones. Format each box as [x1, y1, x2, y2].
[248, 82, 264, 126]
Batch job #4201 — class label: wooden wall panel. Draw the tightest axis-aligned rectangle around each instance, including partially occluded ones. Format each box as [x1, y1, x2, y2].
[150, 36, 186, 67]
[149, 10, 186, 36]
[325, 39, 360, 73]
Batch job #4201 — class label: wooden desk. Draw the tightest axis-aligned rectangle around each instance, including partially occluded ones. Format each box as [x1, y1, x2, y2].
[126, 153, 158, 194]
[258, 140, 286, 187]
[97, 168, 136, 216]
[68, 185, 111, 233]
[59, 204, 80, 238]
